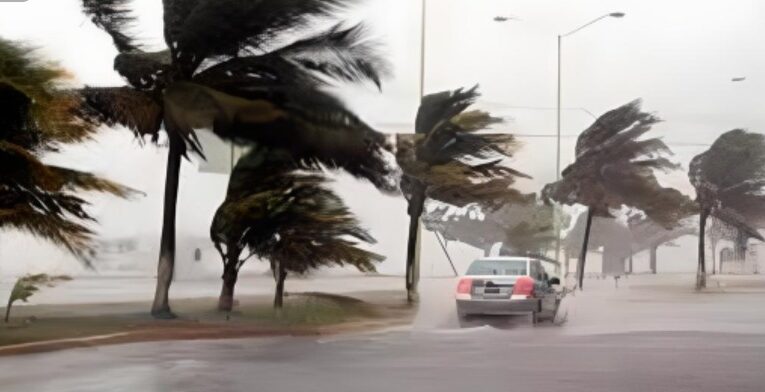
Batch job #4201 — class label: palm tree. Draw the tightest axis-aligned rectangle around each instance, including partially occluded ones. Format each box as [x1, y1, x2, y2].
[543, 100, 694, 290]
[396, 86, 529, 301]
[79, 0, 394, 317]
[689, 129, 765, 289]
[211, 147, 383, 310]
[0, 38, 133, 263]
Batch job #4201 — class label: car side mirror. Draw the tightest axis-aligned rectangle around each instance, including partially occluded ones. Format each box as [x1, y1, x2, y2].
[548, 277, 561, 286]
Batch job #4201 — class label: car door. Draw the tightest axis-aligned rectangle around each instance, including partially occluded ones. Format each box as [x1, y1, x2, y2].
[534, 261, 558, 315]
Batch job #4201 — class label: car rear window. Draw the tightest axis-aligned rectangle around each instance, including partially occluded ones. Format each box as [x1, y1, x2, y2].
[466, 259, 528, 276]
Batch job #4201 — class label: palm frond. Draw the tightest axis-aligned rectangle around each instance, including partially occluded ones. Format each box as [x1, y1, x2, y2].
[0, 207, 95, 265]
[80, 87, 163, 140]
[415, 85, 479, 135]
[211, 154, 384, 276]
[193, 54, 324, 92]
[690, 129, 765, 234]
[164, 82, 398, 191]
[82, 0, 139, 53]
[275, 23, 390, 89]
[172, 0, 354, 63]
[575, 99, 659, 158]
[113, 51, 172, 90]
[544, 100, 687, 229]
[450, 110, 503, 133]
[48, 167, 139, 198]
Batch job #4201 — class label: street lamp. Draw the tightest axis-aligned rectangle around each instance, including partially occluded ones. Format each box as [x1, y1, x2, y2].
[495, 12, 624, 275]
[557, 12, 624, 182]
[555, 13, 624, 274]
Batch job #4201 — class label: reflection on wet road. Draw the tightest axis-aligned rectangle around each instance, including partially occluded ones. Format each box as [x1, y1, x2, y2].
[2, 327, 765, 392]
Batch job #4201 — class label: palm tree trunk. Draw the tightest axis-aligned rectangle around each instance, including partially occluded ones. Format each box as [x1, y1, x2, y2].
[711, 241, 717, 275]
[697, 209, 708, 290]
[274, 264, 287, 309]
[4, 299, 12, 323]
[649, 245, 658, 274]
[151, 138, 182, 319]
[218, 246, 242, 312]
[577, 208, 594, 290]
[405, 182, 426, 303]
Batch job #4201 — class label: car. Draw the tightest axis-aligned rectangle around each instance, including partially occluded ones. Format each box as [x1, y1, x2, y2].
[455, 256, 561, 326]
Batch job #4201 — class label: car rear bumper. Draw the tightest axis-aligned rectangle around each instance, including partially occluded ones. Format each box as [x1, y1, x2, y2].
[456, 298, 541, 316]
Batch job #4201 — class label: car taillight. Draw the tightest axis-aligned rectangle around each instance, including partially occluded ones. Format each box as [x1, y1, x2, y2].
[513, 276, 535, 298]
[457, 278, 473, 294]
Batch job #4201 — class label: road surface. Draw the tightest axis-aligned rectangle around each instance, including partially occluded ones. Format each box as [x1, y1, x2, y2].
[3, 274, 765, 391]
[1, 328, 764, 392]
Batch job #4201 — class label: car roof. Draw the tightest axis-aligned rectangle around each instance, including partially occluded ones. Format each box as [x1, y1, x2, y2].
[473, 257, 532, 262]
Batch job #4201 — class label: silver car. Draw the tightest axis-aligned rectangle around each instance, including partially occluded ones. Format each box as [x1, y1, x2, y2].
[455, 257, 561, 326]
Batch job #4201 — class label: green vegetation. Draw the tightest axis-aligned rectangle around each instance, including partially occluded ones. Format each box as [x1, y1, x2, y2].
[80, 0, 394, 318]
[0, 39, 133, 263]
[4, 274, 72, 323]
[689, 130, 765, 289]
[211, 148, 384, 311]
[543, 100, 694, 289]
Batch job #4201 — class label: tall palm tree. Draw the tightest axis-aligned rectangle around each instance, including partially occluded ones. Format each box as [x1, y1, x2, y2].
[689, 129, 765, 289]
[0, 38, 133, 262]
[211, 147, 383, 310]
[396, 86, 529, 301]
[79, 0, 394, 317]
[543, 100, 694, 290]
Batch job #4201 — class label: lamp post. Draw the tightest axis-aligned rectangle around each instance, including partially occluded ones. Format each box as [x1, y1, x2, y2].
[555, 12, 624, 275]
[405, 0, 427, 303]
[557, 12, 625, 182]
[495, 12, 624, 275]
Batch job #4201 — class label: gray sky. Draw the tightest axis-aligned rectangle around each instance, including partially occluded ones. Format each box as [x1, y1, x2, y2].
[0, 0, 762, 275]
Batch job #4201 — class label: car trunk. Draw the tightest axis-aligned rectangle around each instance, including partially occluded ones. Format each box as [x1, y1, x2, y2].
[469, 276, 518, 300]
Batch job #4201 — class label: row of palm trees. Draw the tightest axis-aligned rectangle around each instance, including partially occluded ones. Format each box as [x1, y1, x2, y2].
[80, 0, 401, 317]
[4, 1, 764, 317]
[424, 98, 765, 291]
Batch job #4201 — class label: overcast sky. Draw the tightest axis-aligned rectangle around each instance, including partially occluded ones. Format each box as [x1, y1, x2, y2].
[0, 0, 763, 275]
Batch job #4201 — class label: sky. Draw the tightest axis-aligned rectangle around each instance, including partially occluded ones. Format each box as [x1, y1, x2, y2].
[0, 0, 763, 277]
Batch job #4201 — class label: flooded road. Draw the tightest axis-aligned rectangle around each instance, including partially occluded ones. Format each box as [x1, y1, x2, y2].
[2, 328, 764, 392]
[3, 274, 765, 391]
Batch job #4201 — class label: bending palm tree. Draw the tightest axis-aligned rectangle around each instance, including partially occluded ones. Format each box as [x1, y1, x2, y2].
[543, 100, 694, 290]
[80, 0, 394, 317]
[211, 148, 383, 310]
[396, 86, 529, 301]
[0, 39, 132, 262]
[689, 130, 765, 289]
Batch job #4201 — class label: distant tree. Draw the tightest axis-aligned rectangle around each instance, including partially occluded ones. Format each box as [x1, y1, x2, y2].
[564, 214, 632, 276]
[422, 196, 562, 258]
[396, 86, 529, 301]
[80, 0, 394, 317]
[211, 148, 383, 311]
[4, 274, 72, 323]
[0, 39, 133, 263]
[706, 217, 736, 274]
[423, 205, 500, 257]
[689, 129, 765, 289]
[543, 100, 694, 289]
[627, 213, 696, 274]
